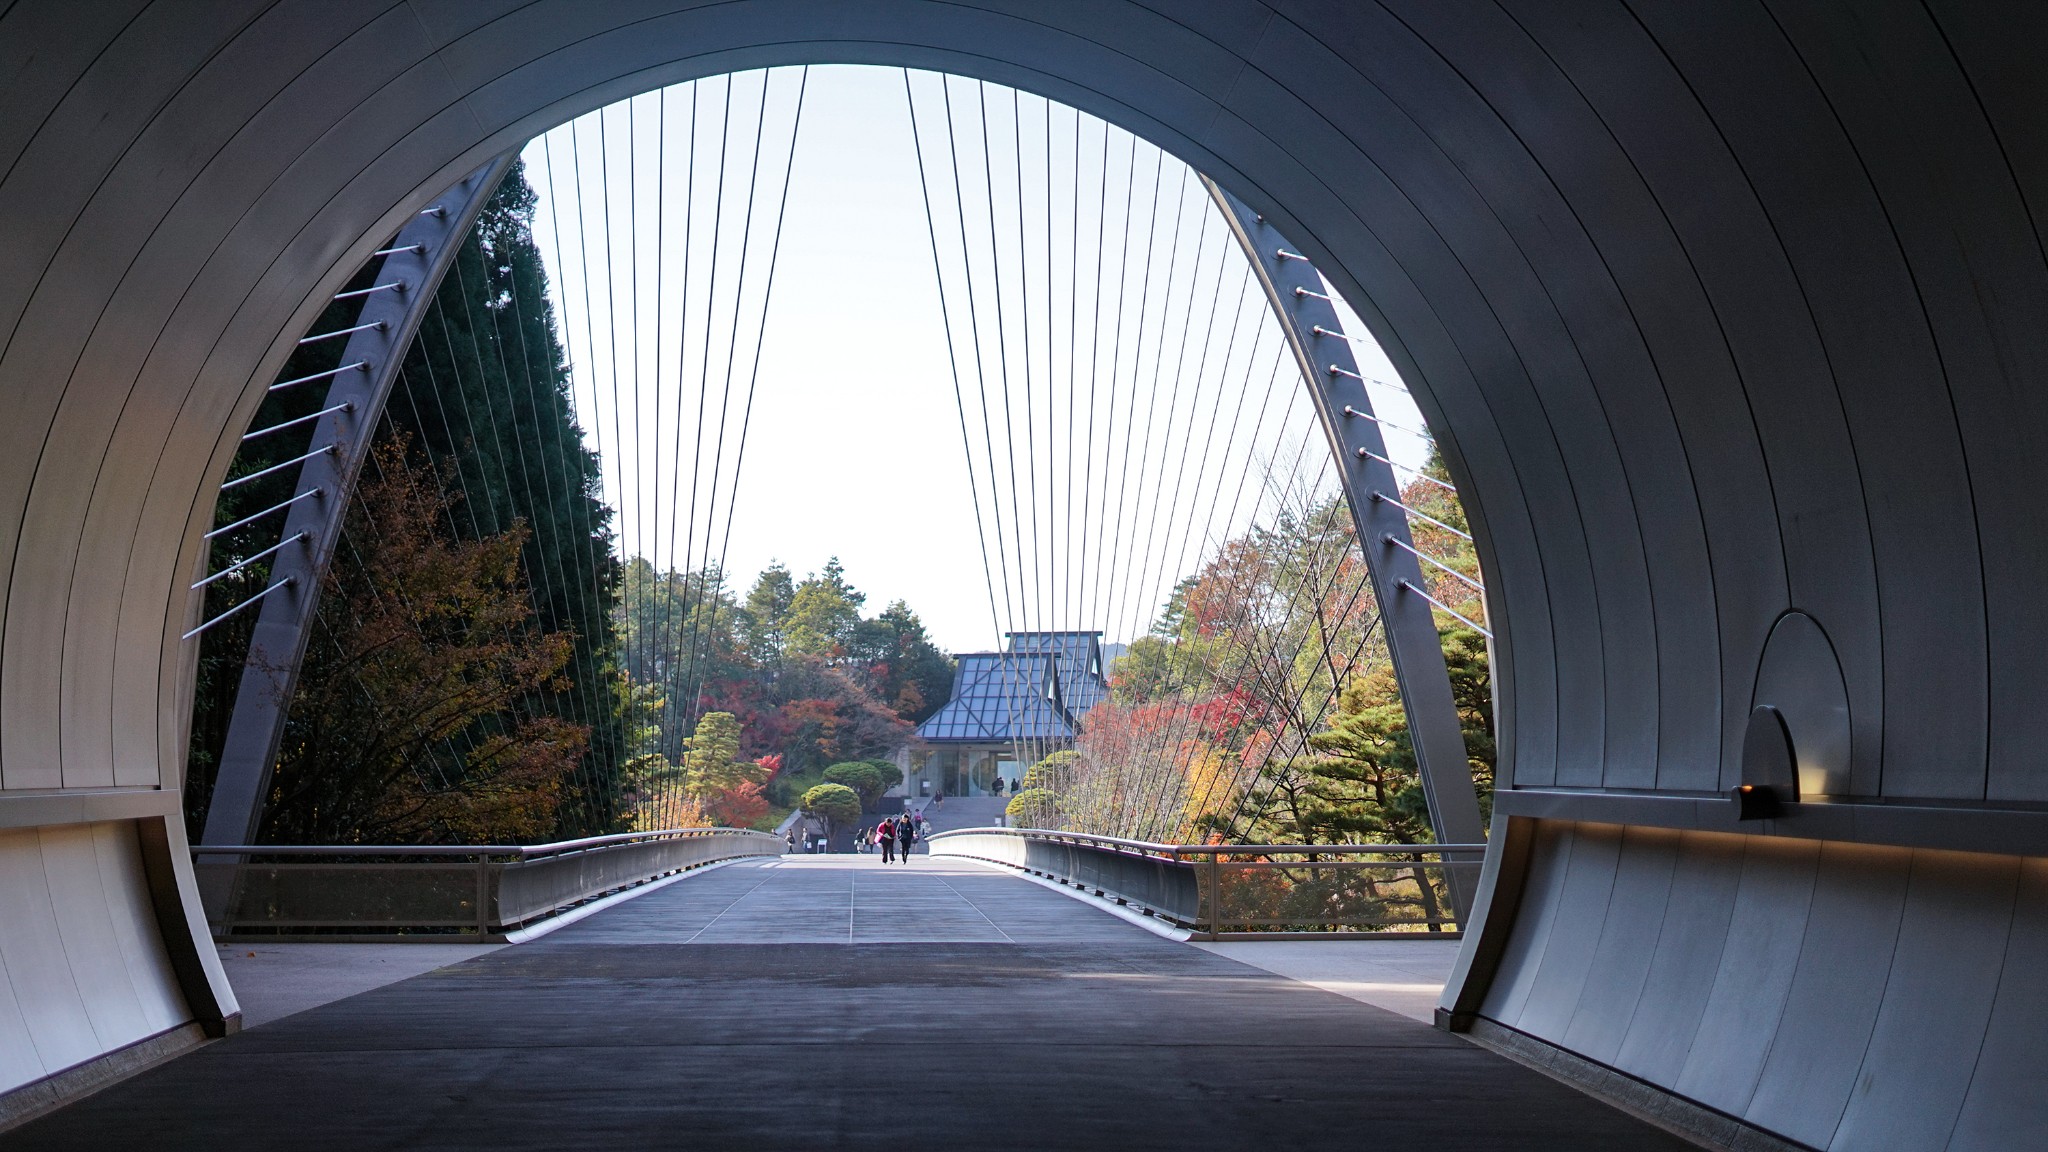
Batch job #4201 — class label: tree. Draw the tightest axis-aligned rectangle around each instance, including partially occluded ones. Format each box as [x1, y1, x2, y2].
[260, 437, 587, 845]
[1006, 788, 1060, 828]
[738, 563, 795, 664]
[1300, 667, 1432, 845]
[800, 783, 861, 834]
[401, 159, 627, 836]
[683, 711, 763, 802]
[783, 558, 863, 659]
[705, 779, 770, 829]
[849, 600, 955, 723]
[823, 759, 903, 810]
[185, 160, 628, 842]
[613, 555, 943, 828]
[1022, 750, 1080, 793]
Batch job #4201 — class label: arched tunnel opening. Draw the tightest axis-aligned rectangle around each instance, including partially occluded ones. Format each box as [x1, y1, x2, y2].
[3, 5, 2047, 1149]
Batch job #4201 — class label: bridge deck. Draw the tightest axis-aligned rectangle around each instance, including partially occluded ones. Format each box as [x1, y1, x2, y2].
[4, 858, 1688, 1150]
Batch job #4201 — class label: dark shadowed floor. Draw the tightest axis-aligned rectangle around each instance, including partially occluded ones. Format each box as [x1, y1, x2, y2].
[3, 858, 1691, 1151]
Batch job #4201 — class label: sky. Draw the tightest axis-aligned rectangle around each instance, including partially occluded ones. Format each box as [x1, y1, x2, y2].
[520, 65, 1431, 654]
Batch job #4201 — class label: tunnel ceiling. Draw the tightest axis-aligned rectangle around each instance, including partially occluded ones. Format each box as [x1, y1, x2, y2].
[3, 0, 2047, 837]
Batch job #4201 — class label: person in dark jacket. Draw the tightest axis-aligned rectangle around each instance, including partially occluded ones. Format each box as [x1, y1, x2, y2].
[895, 814, 915, 862]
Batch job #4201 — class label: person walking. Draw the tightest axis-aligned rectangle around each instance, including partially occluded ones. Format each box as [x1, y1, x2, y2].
[878, 817, 896, 864]
[895, 814, 915, 863]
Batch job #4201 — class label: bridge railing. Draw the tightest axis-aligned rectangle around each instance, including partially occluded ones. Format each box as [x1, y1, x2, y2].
[927, 828, 1484, 939]
[192, 827, 783, 941]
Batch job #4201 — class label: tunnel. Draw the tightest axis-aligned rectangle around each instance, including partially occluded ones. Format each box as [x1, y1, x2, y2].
[3, 3, 2047, 1147]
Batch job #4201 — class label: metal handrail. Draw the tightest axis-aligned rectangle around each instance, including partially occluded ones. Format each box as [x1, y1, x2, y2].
[929, 827, 1486, 939]
[925, 826, 1484, 860]
[193, 826, 775, 860]
[193, 826, 784, 941]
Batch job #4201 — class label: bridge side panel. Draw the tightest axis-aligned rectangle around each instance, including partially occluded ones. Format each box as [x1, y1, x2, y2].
[1471, 822, 2048, 1148]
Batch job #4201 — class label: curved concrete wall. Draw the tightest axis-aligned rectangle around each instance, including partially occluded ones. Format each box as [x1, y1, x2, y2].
[2, 2, 2045, 1142]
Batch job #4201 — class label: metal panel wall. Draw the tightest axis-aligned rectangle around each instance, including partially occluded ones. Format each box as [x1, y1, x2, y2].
[0, 821, 191, 1098]
[1477, 821, 2048, 1147]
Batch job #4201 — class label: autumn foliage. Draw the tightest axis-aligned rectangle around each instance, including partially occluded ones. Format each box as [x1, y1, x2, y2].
[260, 436, 589, 844]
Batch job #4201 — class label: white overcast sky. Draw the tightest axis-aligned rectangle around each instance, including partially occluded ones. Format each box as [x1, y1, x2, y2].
[521, 65, 1430, 654]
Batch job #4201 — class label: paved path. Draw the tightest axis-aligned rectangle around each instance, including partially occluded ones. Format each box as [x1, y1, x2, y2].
[5, 857, 1690, 1151]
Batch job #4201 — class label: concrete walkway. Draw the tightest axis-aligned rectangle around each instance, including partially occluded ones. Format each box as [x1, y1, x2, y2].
[1194, 938, 1461, 1025]
[6, 857, 1691, 1150]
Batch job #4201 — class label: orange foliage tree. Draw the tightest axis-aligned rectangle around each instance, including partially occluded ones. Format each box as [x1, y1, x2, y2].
[261, 436, 589, 844]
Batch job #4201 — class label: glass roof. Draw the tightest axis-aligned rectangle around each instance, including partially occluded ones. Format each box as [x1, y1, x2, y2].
[916, 631, 1110, 744]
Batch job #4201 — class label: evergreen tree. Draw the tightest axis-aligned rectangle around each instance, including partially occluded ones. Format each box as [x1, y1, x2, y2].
[739, 563, 796, 663]
[783, 557, 864, 658]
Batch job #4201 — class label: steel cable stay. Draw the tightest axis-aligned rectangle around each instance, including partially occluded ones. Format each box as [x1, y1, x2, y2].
[543, 123, 638, 817]
[1117, 299, 1290, 840]
[1101, 176, 1232, 833]
[1007, 88, 1045, 650]
[641, 86, 667, 750]
[1114, 364, 1351, 832]
[904, 69, 1023, 790]
[922, 71, 1020, 641]
[1143, 429, 1364, 841]
[923, 74, 1030, 759]
[966, 77, 1043, 776]
[440, 240, 617, 820]
[694, 65, 811, 729]
[395, 335, 557, 791]
[1129, 344, 1300, 837]
[337, 430, 497, 785]
[898, 78, 1478, 844]
[550, 121, 627, 789]
[1218, 596, 1388, 845]
[1060, 113, 1111, 696]
[1115, 218, 1233, 670]
[658, 70, 796, 816]
[664, 75, 735, 765]
[1205, 530, 1386, 837]
[1057, 102, 1085, 653]
[624, 93, 650, 715]
[525, 69, 810, 825]
[1196, 438, 1381, 807]
[1101, 165, 1194, 675]
[1061, 114, 1167, 782]
[1079, 131, 1142, 677]
[679, 71, 779, 725]
[1087, 147, 1169, 680]
[1108, 234, 1249, 834]
[544, 96, 653, 818]
[235, 199, 438, 696]
[679, 68, 806, 734]
[653, 80, 702, 827]
[975, 80, 1035, 661]
[653, 77, 728, 779]
[1006, 88, 1046, 773]
[487, 201, 621, 822]
[202, 66, 1486, 847]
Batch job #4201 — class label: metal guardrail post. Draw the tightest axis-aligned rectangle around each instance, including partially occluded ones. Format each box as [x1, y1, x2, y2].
[1206, 850, 1221, 940]
[476, 857, 492, 936]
